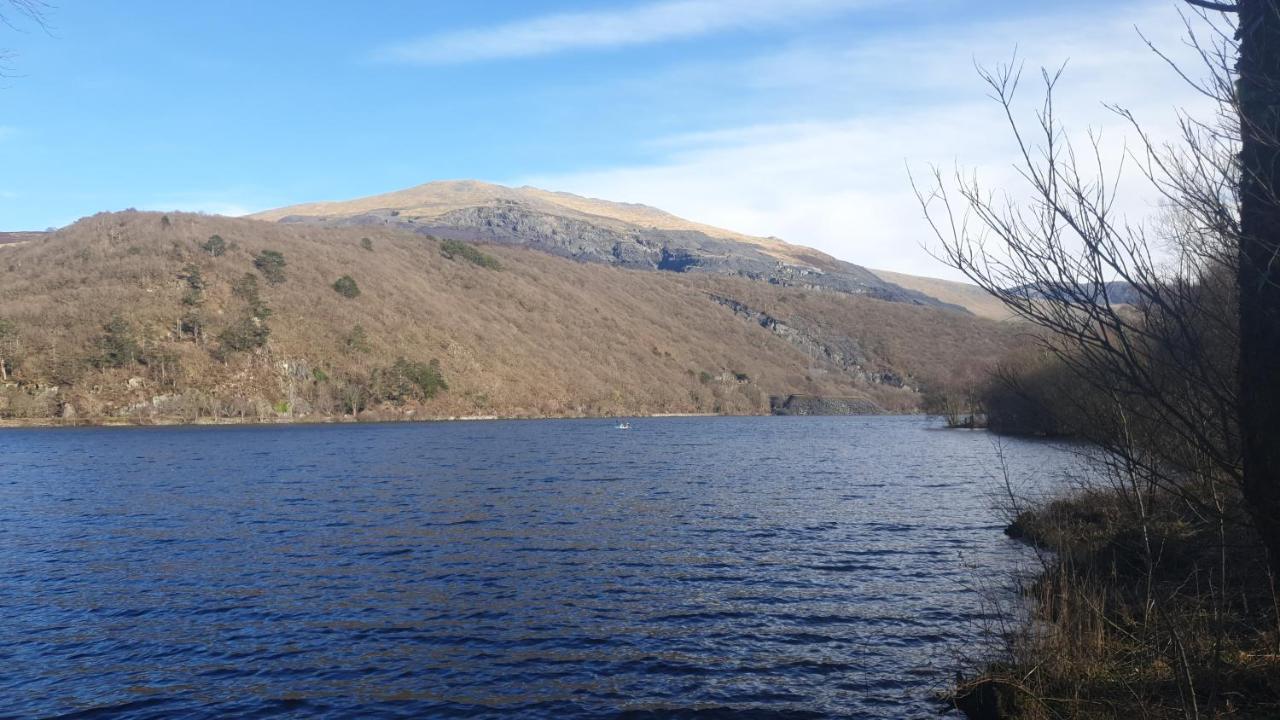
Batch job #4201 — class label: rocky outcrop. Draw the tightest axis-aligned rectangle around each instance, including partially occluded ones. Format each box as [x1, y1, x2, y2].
[276, 200, 962, 308]
[707, 293, 867, 368]
[769, 394, 883, 416]
[707, 293, 917, 390]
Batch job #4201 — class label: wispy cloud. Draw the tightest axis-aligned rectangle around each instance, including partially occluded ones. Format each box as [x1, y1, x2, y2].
[376, 0, 877, 65]
[518, 1, 1215, 279]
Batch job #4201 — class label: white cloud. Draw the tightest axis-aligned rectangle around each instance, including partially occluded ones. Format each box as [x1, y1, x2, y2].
[376, 0, 879, 65]
[518, 1, 1219, 280]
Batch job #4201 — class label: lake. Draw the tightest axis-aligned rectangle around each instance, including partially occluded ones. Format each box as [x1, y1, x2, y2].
[0, 416, 1077, 719]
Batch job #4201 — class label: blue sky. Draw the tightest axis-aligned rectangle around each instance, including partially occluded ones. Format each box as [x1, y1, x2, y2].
[0, 0, 1207, 275]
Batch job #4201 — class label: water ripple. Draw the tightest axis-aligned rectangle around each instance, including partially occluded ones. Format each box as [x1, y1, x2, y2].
[0, 416, 1078, 719]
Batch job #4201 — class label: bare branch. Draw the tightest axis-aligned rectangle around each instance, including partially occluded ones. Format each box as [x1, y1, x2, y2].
[1184, 0, 1239, 11]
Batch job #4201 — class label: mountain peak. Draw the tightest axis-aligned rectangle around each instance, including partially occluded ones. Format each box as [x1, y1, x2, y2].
[253, 180, 960, 309]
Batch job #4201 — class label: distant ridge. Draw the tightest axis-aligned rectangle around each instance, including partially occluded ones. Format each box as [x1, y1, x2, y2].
[0, 231, 47, 246]
[869, 269, 1014, 321]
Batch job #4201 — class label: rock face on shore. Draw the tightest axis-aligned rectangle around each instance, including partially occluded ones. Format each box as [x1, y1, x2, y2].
[769, 394, 883, 416]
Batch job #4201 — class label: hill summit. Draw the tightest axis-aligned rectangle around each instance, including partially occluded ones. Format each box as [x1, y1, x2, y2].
[253, 181, 956, 308]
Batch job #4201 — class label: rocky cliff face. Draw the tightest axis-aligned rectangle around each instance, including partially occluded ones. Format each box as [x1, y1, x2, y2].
[769, 394, 884, 416]
[707, 293, 913, 390]
[263, 182, 964, 309]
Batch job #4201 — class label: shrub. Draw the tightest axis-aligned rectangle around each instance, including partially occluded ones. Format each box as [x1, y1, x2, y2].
[218, 274, 274, 355]
[440, 239, 501, 270]
[202, 235, 226, 257]
[217, 317, 269, 353]
[160, 215, 172, 229]
[180, 264, 205, 292]
[91, 314, 141, 368]
[180, 264, 205, 306]
[179, 310, 203, 341]
[332, 275, 361, 298]
[253, 249, 287, 284]
[336, 376, 371, 415]
[0, 318, 19, 381]
[373, 357, 447, 403]
[360, 237, 373, 252]
[232, 273, 271, 319]
[343, 324, 371, 354]
[399, 358, 447, 399]
[141, 345, 182, 389]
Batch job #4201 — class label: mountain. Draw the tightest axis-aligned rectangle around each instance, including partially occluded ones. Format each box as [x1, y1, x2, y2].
[869, 271, 1145, 320]
[252, 181, 961, 309]
[0, 211, 1018, 425]
[1012, 280, 1143, 306]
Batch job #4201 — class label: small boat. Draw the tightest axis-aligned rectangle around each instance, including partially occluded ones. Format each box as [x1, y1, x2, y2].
[615, 421, 631, 430]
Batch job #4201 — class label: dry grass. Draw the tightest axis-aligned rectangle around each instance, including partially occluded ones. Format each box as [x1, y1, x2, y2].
[953, 484, 1280, 719]
[871, 269, 1017, 321]
[0, 210, 1016, 424]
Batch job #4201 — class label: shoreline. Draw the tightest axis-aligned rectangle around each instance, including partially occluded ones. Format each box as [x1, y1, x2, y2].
[0, 410, 804, 431]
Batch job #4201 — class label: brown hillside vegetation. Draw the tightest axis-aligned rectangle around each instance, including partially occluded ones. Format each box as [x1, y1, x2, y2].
[870, 268, 1016, 321]
[0, 211, 1018, 424]
[0, 231, 46, 246]
[692, 276, 1022, 395]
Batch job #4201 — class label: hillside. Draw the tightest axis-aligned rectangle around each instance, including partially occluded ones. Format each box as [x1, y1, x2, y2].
[870, 269, 1015, 321]
[0, 212, 1018, 424]
[252, 181, 959, 308]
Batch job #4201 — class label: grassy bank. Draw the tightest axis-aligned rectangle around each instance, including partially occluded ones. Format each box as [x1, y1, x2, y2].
[950, 478, 1280, 719]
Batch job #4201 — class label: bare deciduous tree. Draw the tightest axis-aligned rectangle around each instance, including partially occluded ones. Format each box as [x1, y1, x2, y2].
[0, 0, 49, 76]
[914, 0, 1280, 575]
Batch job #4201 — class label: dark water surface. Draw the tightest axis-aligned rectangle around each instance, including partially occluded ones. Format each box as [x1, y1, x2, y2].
[0, 416, 1076, 719]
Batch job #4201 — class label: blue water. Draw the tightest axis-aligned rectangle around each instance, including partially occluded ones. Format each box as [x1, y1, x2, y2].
[0, 416, 1075, 719]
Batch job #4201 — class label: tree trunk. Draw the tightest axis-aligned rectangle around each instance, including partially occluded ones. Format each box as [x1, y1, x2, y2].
[1236, 0, 1280, 572]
